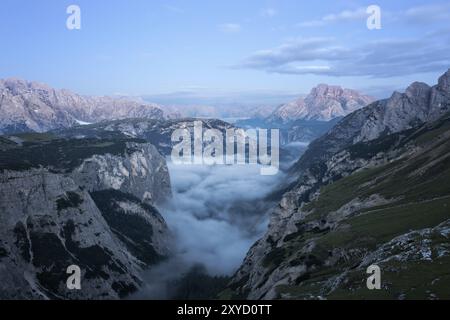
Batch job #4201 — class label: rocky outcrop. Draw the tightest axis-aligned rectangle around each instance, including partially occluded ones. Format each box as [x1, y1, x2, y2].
[0, 78, 165, 135]
[267, 84, 373, 123]
[71, 142, 170, 204]
[0, 169, 141, 299]
[0, 135, 172, 299]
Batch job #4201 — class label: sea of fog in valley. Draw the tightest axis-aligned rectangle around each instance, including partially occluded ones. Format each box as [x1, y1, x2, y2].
[134, 143, 308, 299]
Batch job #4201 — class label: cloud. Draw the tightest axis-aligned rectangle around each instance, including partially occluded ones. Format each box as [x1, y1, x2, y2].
[157, 163, 284, 276]
[404, 3, 450, 24]
[237, 37, 351, 69]
[261, 8, 277, 18]
[297, 7, 367, 28]
[132, 157, 308, 298]
[297, 4, 450, 28]
[218, 23, 241, 33]
[163, 5, 183, 13]
[235, 32, 450, 78]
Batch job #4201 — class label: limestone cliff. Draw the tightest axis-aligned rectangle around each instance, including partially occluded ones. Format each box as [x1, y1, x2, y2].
[0, 134, 171, 299]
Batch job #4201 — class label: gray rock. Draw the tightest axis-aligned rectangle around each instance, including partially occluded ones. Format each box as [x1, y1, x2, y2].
[70, 142, 171, 204]
[0, 169, 141, 299]
[267, 84, 374, 123]
[0, 138, 172, 299]
[0, 78, 165, 134]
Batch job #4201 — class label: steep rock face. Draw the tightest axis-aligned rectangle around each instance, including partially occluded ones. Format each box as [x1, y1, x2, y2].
[0, 135, 171, 203]
[0, 78, 165, 134]
[0, 136, 172, 299]
[228, 70, 450, 300]
[90, 190, 171, 266]
[0, 169, 142, 299]
[268, 85, 373, 123]
[71, 142, 170, 204]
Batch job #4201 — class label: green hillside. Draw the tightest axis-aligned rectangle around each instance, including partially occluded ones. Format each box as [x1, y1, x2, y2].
[270, 114, 450, 299]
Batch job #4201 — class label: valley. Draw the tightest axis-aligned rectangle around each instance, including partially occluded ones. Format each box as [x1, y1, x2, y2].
[1, 69, 450, 300]
[2, 0, 450, 305]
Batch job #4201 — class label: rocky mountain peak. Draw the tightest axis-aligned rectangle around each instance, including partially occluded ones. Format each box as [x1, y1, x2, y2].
[403, 82, 432, 107]
[437, 68, 450, 92]
[405, 81, 431, 97]
[1, 78, 28, 94]
[267, 84, 373, 123]
[0, 78, 166, 134]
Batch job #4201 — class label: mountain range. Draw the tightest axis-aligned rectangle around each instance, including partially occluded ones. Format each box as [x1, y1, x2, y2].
[0, 79, 372, 144]
[0, 78, 165, 134]
[1, 70, 450, 299]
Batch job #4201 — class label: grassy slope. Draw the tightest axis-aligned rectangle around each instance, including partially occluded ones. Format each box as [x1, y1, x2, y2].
[275, 114, 450, 299]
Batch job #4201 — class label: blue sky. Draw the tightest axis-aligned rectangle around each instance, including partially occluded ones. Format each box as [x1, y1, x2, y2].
[1, 0, 449, 103]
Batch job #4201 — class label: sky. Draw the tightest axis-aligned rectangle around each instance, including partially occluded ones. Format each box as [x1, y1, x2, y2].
[0, 0, 449, 103]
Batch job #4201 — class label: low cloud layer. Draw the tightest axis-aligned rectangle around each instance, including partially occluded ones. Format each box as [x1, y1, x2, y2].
[136, 162, 285, 298]
[162, 162, 283, 274]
